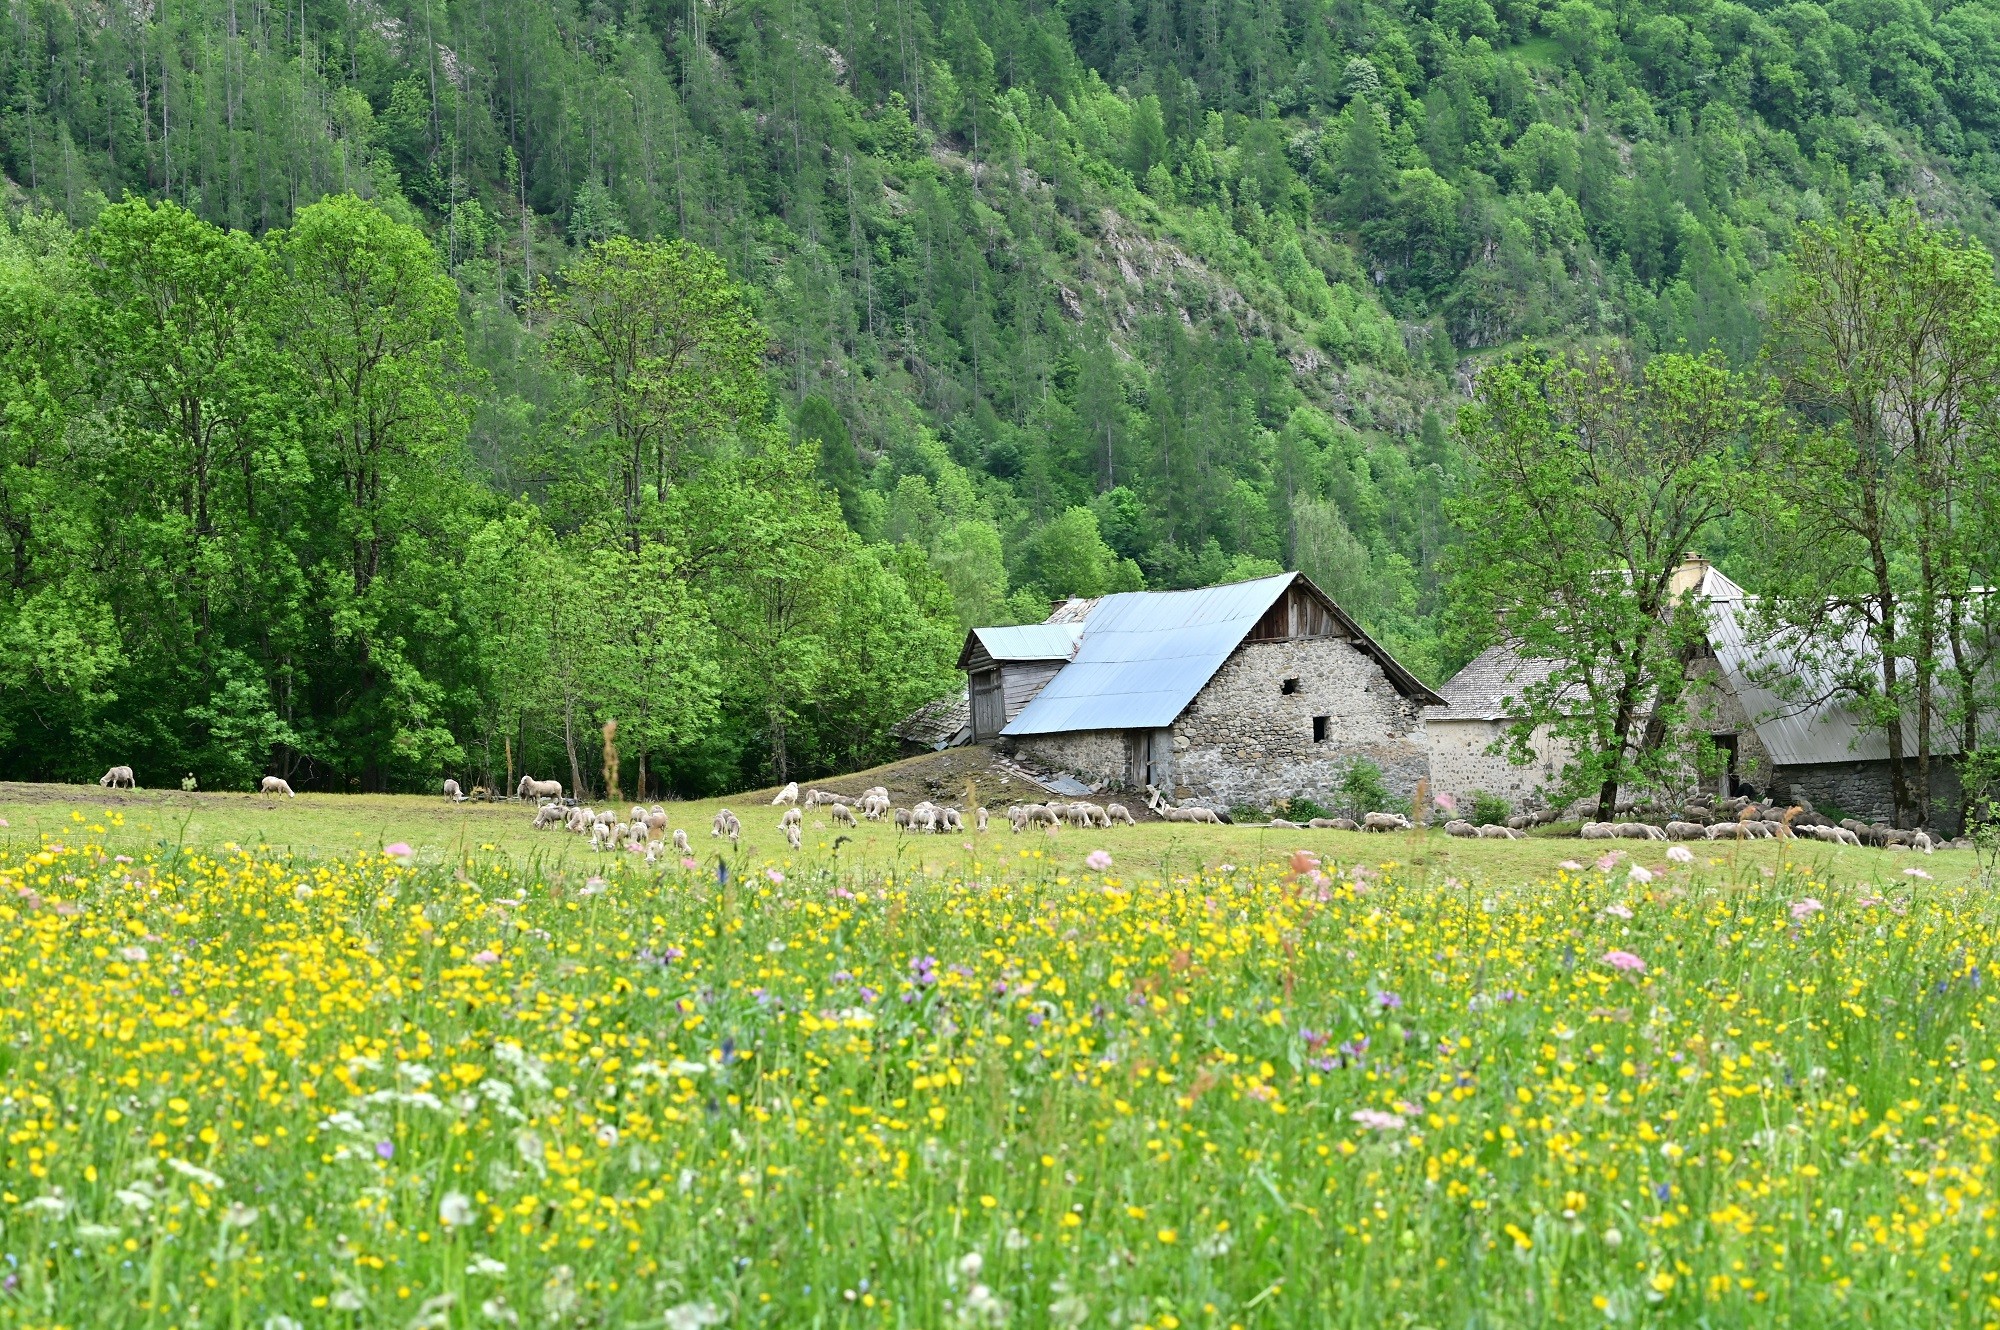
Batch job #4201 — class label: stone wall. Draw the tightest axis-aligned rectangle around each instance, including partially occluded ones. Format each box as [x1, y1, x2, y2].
[1009, 729, 1131, 791]
[1774, 759, 1966, 836]
[1428, 719, 1572, 815]
[1172, 638, 1430, 809]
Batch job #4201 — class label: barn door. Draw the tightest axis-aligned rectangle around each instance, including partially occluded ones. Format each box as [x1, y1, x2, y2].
[971, 670, 1006, 742]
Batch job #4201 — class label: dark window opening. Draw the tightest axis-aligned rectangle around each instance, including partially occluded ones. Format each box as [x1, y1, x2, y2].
[1281, 678, 1301, 695]
[1313, 715, 1330, 743]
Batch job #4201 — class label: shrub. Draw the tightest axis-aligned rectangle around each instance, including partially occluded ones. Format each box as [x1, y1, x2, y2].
[1280, 796, 1330, 822]
[1336, 759, 1392, 818]
[1469, 791, 1511, 827]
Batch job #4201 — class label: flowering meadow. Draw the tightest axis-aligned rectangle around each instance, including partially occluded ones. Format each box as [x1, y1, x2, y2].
[0, 822, 1994, 1327]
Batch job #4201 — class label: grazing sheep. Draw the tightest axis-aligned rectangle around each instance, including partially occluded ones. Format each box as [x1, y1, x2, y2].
[1362, 812, 1412, 832]
[1807, 824, 1861, 846]
[594, 807, 618, 828]
[1477, 824, 1524, 840]
[779, 808, 803, 831]
[1268, 818, 1304, 829]
[975, 807, 989, 833]
[860, 793, 892, 821]
[646, 806, 667, 832]
[1579, 822, 1617, 840]
[532, 803, 566, 829]
[831, 803, 858, 826]
[910, 804, 940, 834]
[1443, 819, 1477, 838]
[1105, 803, 1136, 826]
[1309, 817, 1361, 831]
[771, 782, 799, 806]
[1913, 830, 1936, 853]
[1665, 820, 1708, 840]
[672, 829, 692, 855]
[443, 778, 466, 801]
[99, 765, 135, 789]
[712, 809, 741, 841]
[1761, 820, 1793, 840]
[590, 822, 614, 850]
[894, 808, 913, 829]
[941, 807, 964, 833]
[784, 823, 802, 852]
[259, 776, 296, 798]
[1609, 822, 1665, 841]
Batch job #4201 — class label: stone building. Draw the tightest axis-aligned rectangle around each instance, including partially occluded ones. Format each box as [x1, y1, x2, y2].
[991, 572, 1443, 810]
[1429, 558, 1984, 832]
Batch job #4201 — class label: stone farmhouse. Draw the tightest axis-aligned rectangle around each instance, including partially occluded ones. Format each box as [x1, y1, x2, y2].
[1428, 557, 1986, 834]
[967, 572, 1444, 809]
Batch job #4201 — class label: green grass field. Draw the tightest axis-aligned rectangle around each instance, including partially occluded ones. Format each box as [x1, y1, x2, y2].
[1, 779, 1983, 891]
[0, 780, 1993, 1326]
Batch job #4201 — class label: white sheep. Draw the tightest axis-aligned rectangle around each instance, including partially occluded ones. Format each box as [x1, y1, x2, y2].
[831, 803, 858, 826]
[784, 823, 803, 852]
[941, 807, 964, 832]
[259, 776, 296, 798]
[517, 775, 563, 801]
[444, 778, 466, 801]
[1308, 817, 1361, 830]
[1580, 822, 1617, 840]
[779, 808, 803, 831]
[713, 809, 741, 843]
[1476, 824, 1524, 840]
[99, 765, 135, 789]
[673, 829, 692, 854]
[590, 822, 614, 850]
[646, 806, 667, 832]
[1614, 822, 1667, 841]
[1443, 819, 1477, 838]
[531, 803, 565, 829]
[1362, 812, 1411, 832]
[566, 805, 594, 833]
[1105, 803, 1137, 826]
[1665, 821, 1708, 840]
[771, 782, 799, 806]
[975, 806, 989, 833]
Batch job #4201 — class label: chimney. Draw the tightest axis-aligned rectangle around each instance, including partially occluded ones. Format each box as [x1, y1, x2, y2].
[1668, 551, 1709, 603]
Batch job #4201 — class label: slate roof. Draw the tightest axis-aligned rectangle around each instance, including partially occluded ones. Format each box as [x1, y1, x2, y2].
[1430, 645, 1564, 721]
[1001, 572, 1442, 737]
[892, 688, 972, 750]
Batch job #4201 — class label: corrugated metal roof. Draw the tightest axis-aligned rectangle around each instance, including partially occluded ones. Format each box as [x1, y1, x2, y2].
[1700, 566, 1981, 765]
[1002, 574, 1296, 735]
[999, 572, 1442, 737]
[967, 622, 1085, 662]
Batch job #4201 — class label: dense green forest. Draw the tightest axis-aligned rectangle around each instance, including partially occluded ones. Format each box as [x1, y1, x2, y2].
[5, 0, 2000, 794]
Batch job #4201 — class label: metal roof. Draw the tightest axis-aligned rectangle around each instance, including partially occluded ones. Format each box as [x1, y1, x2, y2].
[1000, 572, 1441, 737]
[957, 622, 1085, 669]
[1700, 566, 1983, 765]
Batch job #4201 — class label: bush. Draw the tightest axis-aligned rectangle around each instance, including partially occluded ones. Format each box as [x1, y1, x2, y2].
[1469, 791, 1511, 827]
[1336, 759, 1392, 818]
[1279, 796, 1330, 822]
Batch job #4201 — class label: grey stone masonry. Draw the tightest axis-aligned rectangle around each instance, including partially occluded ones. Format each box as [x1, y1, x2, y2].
[1173, 638, 1429, 808]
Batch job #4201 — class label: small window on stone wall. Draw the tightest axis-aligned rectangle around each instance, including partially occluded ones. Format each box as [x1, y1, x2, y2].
[1313, 715, 1330, 743]
[1281, 678, 1301, 695]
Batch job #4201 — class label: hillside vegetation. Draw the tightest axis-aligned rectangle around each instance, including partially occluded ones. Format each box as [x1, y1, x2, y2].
[4, 0, 2000, 792]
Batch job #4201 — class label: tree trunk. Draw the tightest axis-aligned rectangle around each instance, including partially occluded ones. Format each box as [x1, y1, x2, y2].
[562, 696, 586, 800]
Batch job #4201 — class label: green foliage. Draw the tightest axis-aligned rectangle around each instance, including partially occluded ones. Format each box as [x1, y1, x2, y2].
[1336, 757, 1393, 818]
[1469, 790, 1512, 827]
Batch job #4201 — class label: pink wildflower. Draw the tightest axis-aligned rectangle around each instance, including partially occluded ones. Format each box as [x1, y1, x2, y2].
[472, 949, 499, 966]
[1790, 897, 1823, 922]
[1085, 850, 1113, 871]
[383, 842, 413, 861]
[766, 868, 785, 884]
[1601, 949, 1647, 973]
[1595, 851, 1624, 872]
[1350, 1109, 1405, 1131]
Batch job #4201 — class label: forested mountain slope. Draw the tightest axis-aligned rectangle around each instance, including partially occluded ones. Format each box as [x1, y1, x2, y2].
[3, 0, 1999, 789]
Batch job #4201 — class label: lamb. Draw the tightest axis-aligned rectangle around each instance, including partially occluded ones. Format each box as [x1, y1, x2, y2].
[771, 782, 799, 806]
[779, 808, 803, 831]
[784, 823, 802, 852]
[443, 778, 466, 801]
[672, 829, 692, 854]
[712, 809, 741, 842]
[831, 803, 858, 826]
[1665, 821, 1709, 840]
[1443, 819, 1478, 838]
[1476, 824, 1524, 840]
[1105, 803, 1137, 826]
[99, 765, 135, 789]
[1362, 812, 1412, 832]
[1308, 817, 1361, 831]
[259, 776, 296, 798]
[517, 775, 562, 801]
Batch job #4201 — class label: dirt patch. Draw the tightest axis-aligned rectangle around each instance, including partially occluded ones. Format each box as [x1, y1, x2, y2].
[739, 747, 1158, 819]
